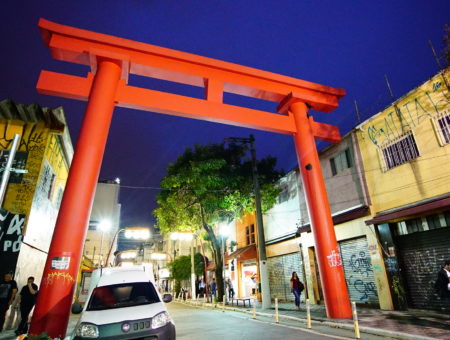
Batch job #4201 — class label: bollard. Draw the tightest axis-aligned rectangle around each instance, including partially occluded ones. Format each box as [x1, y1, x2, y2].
[222, 295, 226, 312]
[275, 298, 279, 323]
[352, 301, 360, 339]
[252, 299, 256, 319]
[306, 299, 311, 329]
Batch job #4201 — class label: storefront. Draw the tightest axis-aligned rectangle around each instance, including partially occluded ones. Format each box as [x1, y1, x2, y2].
[370, 200, 450, 312]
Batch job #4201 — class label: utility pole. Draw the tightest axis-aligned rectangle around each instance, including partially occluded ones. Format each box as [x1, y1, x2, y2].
[191, 239, 196, 300]
[224, 134, 271, 309]
[0, 134, 21, 207]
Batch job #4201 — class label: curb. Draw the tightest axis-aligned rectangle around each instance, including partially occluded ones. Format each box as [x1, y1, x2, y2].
[175, 299, 437, 340]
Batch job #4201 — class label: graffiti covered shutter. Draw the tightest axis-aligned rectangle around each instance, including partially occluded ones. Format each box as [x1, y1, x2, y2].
[267, 253, 304, 302]
[395, 227, 450, 311]
[339, 237, 379, 305]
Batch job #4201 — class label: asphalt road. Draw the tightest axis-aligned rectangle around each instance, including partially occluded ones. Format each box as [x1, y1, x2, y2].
[167, 302, 351, 340]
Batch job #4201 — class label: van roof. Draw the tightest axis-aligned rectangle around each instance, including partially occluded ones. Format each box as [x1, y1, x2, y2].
[92, 265, 155, 287]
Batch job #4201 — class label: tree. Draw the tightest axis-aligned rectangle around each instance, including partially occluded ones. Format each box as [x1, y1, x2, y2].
[168, 253, 204, 296]
[154, 142, 283, 301]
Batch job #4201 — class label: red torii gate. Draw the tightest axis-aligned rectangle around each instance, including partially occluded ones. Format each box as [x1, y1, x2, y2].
[30, 19, 351, 337]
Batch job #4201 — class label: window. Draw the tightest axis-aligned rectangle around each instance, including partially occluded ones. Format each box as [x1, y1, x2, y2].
[88, 221, 98, 230]
[435, 110, 450, 145]
[246, 224, 255, 245]
[38, 162, 56, 199]
[87, 282, 160, 311]
[426, 214, 442, 230]
[381, 132, 419, 171]
[330, 149, 352, 176]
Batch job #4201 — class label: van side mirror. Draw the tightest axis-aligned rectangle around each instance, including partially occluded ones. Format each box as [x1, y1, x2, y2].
[71, 303, 83, 314]
[162, 293, 172, 303]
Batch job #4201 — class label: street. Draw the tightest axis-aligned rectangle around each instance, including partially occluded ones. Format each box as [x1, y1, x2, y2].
[168, 302, 377, 340]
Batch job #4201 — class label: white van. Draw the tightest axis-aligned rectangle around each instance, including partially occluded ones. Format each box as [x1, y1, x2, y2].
[70, 266, 175, 340]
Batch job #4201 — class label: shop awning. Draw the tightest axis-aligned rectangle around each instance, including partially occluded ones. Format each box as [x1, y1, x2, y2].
[206, 260, 216, 271]
[365, 195, 450, 225]
[225, 245, 257, 261]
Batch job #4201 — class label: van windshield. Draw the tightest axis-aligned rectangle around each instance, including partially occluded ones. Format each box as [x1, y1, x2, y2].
[87, 282, 160, 311]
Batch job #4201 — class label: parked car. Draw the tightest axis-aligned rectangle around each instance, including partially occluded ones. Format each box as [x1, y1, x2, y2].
[69, 266, 175, 340]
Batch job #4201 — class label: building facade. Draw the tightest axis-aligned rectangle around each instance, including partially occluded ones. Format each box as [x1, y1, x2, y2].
[0, 99, 73, 328]
[357, 68, 450, 312]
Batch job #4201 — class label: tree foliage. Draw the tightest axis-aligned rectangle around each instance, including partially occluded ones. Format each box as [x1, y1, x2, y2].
[154, 142, 283, 301]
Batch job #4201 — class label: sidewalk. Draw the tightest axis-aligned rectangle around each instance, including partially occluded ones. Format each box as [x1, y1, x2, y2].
[181, 298, 450, 340]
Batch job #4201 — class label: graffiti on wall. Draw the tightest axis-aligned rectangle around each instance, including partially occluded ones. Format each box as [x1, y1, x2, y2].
[366, 78, 450, 147]
[349, 251, 373, 277]
[0, 209, 26, 275]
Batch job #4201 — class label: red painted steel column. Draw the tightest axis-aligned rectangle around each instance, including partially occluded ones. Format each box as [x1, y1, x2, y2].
[290, 101, 352, 318]
[29, 59, 122, 338]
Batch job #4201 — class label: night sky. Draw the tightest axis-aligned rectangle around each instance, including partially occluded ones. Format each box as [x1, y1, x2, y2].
[1, 1, 449, 229]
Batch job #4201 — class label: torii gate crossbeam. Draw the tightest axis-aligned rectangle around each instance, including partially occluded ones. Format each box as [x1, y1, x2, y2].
[30, 19, 351, 338]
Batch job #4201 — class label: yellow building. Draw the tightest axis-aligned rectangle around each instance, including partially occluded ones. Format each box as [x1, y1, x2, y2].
[0, 99, 73, 307]
[357, 68, 450, 312]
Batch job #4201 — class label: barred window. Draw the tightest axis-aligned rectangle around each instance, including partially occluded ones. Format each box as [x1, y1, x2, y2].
[436, 110, 450, 145]
[381, 132, 419, 171]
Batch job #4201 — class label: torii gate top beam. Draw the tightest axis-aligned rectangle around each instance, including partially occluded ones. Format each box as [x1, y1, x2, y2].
[37, 18, 344, 141]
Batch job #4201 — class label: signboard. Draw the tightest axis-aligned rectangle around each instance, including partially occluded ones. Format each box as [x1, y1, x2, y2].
[0, 151, 28, 183]
[0, 208, 26, 275]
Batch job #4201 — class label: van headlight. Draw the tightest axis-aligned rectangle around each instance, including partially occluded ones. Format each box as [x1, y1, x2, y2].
[152, 311, 171, 329]
[76, 323, 99, 338]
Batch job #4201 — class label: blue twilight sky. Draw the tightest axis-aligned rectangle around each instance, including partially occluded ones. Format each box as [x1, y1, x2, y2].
[1, 1, 449, 229]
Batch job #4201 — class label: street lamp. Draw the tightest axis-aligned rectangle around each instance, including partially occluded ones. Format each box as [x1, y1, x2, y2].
[105, 226, 151, 266]
[224, 134, 271, 309]
[219, 224, 230, 302]
[170, 232, 196, 300]
[98, 219, 111, 268]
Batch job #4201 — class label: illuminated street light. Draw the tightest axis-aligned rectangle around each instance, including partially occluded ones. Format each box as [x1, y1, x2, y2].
[150, 252, 171, 261]
[120, 251, 137, 260]
[170, 232, 194, 241]
[105, 226, 151, 266]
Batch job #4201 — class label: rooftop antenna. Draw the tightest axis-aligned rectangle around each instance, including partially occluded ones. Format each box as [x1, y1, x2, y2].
[428, 40, 443, 69]
[428, 40, 449, 89]
[384, 74, 407, 134]
[353, 100, 361, 124]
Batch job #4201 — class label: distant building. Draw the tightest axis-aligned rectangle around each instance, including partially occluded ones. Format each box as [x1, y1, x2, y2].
[83, 179, 121, 267]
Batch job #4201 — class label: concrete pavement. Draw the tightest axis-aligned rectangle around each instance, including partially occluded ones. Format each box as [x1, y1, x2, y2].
[179, 297, 450, 340]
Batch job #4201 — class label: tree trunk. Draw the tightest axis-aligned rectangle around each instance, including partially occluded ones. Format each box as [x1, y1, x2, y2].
[200, 207, 225, 302]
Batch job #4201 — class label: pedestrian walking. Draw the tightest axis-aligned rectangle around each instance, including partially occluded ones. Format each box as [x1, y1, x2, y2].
[290, 271, 304, 310]
[15, 277, 38, 335]
[435, 260, 450, 313]
[199, 278, 205, 297]
[226, 278, 234, 299]
[211, 278, 217, 298]
[0, 273, 18, 332]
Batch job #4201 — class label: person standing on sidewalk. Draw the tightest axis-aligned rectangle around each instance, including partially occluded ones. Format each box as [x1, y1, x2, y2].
[435, 260, 450, 313]
[290, 272, 304, 310]
[0, 273, 18, 332]
[15, 277, 38, 335]
[226, 278, 235, 299]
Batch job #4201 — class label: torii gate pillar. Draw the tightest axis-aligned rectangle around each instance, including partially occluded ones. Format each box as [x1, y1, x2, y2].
[29, 59, 122, 337]
[30, 19, 352, 338]
[286, 99, 350, 318]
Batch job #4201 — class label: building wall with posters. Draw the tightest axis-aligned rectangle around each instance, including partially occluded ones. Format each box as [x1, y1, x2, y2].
[263, 133, 392, 309]
[357, 68, 450, 312]
[0, 99, 73, 328]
